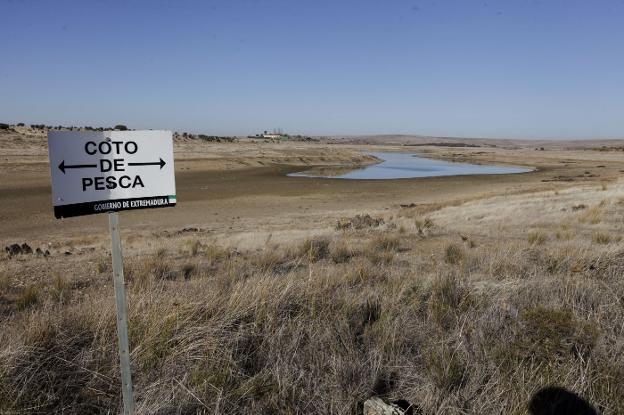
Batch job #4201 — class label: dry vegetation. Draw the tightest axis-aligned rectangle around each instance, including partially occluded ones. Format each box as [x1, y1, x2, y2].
[1, 180, 624, 414]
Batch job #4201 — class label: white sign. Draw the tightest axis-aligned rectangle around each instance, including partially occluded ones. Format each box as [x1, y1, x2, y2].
[48, 130, 176, 218]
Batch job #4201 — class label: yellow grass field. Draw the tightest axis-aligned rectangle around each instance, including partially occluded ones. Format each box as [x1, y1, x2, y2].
[1, 127, 623, 414]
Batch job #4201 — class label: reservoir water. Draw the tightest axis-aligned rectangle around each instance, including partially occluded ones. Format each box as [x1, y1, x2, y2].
[289, 152, 533, 180]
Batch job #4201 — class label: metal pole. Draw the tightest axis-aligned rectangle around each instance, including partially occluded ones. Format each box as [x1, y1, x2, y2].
[108, 211, 135, 415]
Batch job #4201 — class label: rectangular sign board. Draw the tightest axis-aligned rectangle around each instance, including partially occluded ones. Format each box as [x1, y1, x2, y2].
[48, 130, 176, 218]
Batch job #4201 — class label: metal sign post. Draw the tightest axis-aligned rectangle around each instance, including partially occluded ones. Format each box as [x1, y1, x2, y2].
[47, 130, 177, 413]
[109, 211, 135, 415]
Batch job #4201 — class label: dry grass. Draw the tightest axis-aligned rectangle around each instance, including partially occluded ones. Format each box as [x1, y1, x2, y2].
[368, 234, 400, 252]
[444, 243, 464, 265]
[592, 231, 611, 245]
[528, 230, 548, 245]
[297, 237, 330, 262]
[2, 180, 624, 414]
[188, 239, 202, 256]
[181, 262, 198, 279]
[204, 243, 227, 263]
[16, 285, 38, 310]
[362, 234, 401, 265]
[252, 244, 300, 274]
[554, 229, 573, 241]
[96, 255, 111, 273]
[52, 273, 69, 304]
[515, 306, 598, 363]
[0, 270, 9, 292]
[132, 251, 175, 286]
[330, 239, 355, 264]
[579, 203, 604, 224]
[414, 217, 434, 235]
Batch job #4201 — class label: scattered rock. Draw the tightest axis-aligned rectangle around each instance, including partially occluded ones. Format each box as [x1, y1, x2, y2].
[363, 397, 416, 415]
[64, 251, 72, 256]
[5, 243, 36, 257]
[400, 203, 417, 208]
[5, 244, 22, 257]
[160, 227, 208, 237]
[336, 214, 384, 230]
[542, 176, 575, 182]
[178, 227, 204, 234]
[572, 204, 587, 211]
[20, 243, 32, 254]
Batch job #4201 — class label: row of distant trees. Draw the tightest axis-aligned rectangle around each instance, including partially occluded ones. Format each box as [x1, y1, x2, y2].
[1, 123, 129, 131]
[2, 123, 241, 143]
[175, 132, 236, 142]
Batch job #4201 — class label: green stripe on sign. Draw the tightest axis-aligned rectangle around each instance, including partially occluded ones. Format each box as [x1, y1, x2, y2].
[168, 195, 177, 203]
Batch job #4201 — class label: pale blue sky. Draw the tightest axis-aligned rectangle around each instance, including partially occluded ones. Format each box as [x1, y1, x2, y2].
[1, 0, 623, 138]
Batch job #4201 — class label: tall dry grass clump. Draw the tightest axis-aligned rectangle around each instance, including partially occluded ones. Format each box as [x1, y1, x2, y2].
[444, 243, 464, 265]
[414, 217, 434, 235]
[16, 285, 38, 310]
[297, 236, 330, 262]
[362, 233, 401, 265]
[330, 239, 355, 263]
[592, 231, 611, 245]
[578, 202, 604, 224]
[528, 230, 548, 245]
[136, 251, 174, 283]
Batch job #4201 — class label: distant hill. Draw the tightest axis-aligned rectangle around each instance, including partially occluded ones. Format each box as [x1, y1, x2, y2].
[327, 134, 624, 150]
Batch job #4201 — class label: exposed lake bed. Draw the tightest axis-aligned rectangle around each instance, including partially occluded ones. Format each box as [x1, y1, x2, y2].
[3, 130, 624, 414]
[289, 152, 534, 180]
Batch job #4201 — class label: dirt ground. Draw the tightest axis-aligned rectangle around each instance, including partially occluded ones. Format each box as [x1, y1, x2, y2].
[1, 129, 623, 247]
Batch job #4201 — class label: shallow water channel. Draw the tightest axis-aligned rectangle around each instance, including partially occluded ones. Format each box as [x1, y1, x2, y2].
[289, 152, 533, 180]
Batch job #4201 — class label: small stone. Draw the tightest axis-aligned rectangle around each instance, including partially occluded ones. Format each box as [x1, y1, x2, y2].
[363, 397, 414, 415]
[336, 214, 384, 230]
[6, 244, 22, 256]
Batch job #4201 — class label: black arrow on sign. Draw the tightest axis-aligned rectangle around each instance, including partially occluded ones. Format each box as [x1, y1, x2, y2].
[58, 160, 97, 174]
[128, 158, 166, 169]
